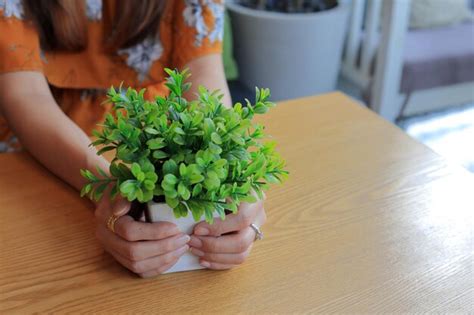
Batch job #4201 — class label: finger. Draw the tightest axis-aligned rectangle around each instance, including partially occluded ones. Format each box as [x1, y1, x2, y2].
[199, 260, 236, 270]
[248, 204, 267, 240]
[114, 216, 181, 241]
[194, 198, 264, 237]
[190, 207, 266, 254]
[138, 258, 180, 278]
[190, 244, 253, 265]
[96, 225, 190, 261]
[106, 245, 189, 274]
[112, 197, 131, 216]
[190, 227, 255, 254]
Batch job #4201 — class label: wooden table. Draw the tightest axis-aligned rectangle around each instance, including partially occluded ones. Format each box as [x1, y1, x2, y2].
[1, 93, 473, 313]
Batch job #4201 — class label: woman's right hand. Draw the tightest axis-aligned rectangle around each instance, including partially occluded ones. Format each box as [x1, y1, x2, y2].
[94, 196, 190, 278]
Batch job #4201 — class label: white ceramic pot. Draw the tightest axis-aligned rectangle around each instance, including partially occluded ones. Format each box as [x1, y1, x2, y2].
[146, 202, 219, 274]
[226, 1, 349, 101]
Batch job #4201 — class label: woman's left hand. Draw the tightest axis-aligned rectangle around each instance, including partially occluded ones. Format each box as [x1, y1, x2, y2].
[189, 197, 266, 270]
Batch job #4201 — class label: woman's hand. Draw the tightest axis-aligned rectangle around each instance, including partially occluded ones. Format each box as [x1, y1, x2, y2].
[94, 196, 190, 278]
[189, 197, 266, 270]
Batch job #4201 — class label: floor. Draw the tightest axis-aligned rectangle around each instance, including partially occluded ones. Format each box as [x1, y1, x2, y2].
[398, 104, 474, 173]
[228, 79, 474, 174]
[336, 77, 474, 174]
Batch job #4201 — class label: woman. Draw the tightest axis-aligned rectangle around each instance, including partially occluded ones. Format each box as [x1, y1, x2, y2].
[0, 0, 266, 278]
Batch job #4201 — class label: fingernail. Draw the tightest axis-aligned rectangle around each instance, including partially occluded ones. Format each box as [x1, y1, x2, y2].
[195, 227, 209, 236]
[189, 236, 202, 248]
[112, 198, 129, 214]
[113, 206, 126, 216]
[200, 260, 210, 268]
[190, 248, 204, 257]
[178, 234, 191, 245]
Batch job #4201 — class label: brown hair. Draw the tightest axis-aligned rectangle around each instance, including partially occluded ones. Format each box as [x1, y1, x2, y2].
[23, 0, 167, 51]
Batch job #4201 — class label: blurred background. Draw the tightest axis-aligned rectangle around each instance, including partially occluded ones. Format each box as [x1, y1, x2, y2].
[223, 0, 474, 173]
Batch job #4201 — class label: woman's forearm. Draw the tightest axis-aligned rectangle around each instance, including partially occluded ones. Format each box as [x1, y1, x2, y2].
[0, 72, 109, 192]
[184, 54, 232, 107]
[11, 95, 108, 190]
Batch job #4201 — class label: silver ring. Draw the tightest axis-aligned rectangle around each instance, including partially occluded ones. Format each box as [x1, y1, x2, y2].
[250, 223, 264, 241]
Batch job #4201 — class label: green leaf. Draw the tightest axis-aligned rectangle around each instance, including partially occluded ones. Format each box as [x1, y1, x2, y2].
[179, 163, 187, 176]
[93, 183, 108, 201]
[192, 112, 204, 125]
[191, 206, 204, 221]
[143, 179, 155, 190]
[204, 208, 214, 224]
[215, 203, 226, 220]
[254, 104, 268, 114]
[140, 160, 155, 173]
[97, 146, 115, 155]
[163, 159, 178, 175]
[136, 171, 145, 182]
[96, 166, 108, 178]
[109, 163, 121, 177]
[157, 114, 168, 129]
[163, 174, 178, 185]
[147, 138, 165, 149]
[192, 183, 202, 197]
[225, 201, 238, 213]
[80, 183, 92, 197]
[118, 163, 132, 177]
[175, 203, 189, 218]
[153, 150, 169, 159]
[120, 180, 137, 194]
[203, 118, 215, 135]
[166, 195, 179, 208]
[174, 127, 185, 135]
[144, 127, 159, 135]
[110, 184, 119, 199]
[142, 189, 154, 202]
[136, 188, 144, 202]
[178, 182, 191, 200]
[131, 163, 141, 178]
[189, 174, 204, 184]
[208, 142, 222, 154]
[173, 135, 185, 145]
[164, 188, 178, 199]
[231, 134, 245, 146]
[264, 173, 280, 184]
[145, 171, 158, 183]
[211, 132, 222, 144]
[204, 171, 220, 191]
[80, 169, 97, 181]
[154, 185, 164, 196]
[214, 159, 227, 168]
[179, 112, 191, 126]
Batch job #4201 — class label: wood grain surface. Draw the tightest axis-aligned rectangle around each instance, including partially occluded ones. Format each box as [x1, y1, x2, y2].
[1, 92, 473, 313]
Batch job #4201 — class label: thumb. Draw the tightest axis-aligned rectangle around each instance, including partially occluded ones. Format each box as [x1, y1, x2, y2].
[112, 197, 131, 216]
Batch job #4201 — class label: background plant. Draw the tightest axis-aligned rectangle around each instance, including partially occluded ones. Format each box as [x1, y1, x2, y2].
[81, 69, 288, 223]
[239, 0, 338, 13]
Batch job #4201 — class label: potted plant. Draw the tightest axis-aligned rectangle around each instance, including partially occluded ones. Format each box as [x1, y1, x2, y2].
[81, 69, 288, 273]
[227, 0, 349, 101]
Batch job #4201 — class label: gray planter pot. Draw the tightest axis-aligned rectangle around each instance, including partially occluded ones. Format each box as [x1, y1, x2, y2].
[227, 2, 349, 101]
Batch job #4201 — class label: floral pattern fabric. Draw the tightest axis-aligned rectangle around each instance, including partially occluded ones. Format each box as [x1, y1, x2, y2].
[0, 0, 23, 19]
[183, 0, 224, 46]
[86, 0, 102, 21]
[118, 37, 164, 83]
[0, 0, 224, 152]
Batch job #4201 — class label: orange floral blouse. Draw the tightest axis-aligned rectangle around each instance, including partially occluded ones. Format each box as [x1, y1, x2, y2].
[0, 0, 224, 152]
